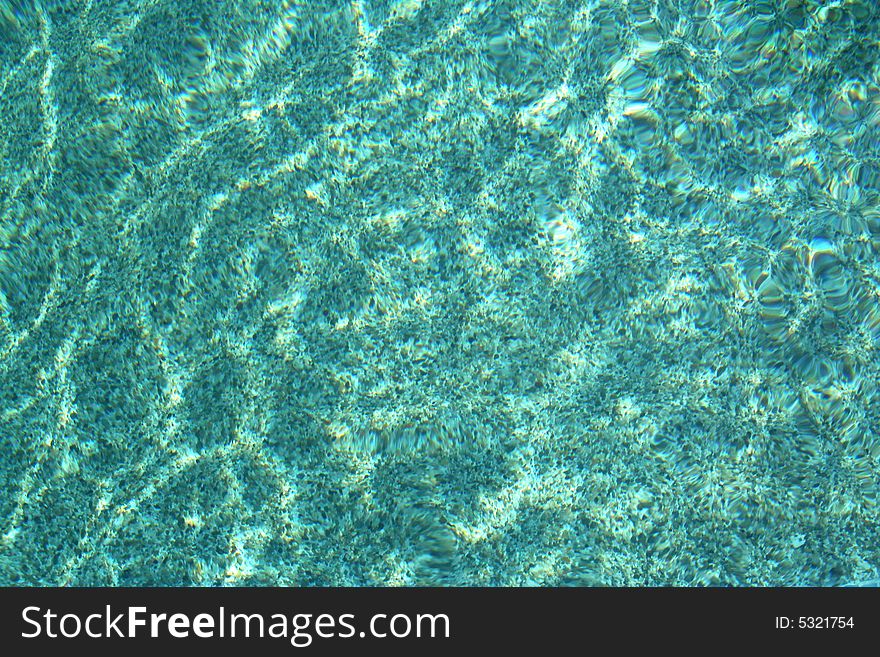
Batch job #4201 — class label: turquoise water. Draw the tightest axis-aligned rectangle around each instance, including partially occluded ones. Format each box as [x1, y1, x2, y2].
[1, 0, 879, 586]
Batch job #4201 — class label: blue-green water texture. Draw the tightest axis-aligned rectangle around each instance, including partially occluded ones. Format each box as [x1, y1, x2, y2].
[2, 0, 880, 586]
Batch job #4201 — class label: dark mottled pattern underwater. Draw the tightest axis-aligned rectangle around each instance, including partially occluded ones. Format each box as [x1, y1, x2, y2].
[1, 0, 880, 585]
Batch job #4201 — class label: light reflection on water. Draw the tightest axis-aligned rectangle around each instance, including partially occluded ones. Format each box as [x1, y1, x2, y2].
[0, 0, 879, 586]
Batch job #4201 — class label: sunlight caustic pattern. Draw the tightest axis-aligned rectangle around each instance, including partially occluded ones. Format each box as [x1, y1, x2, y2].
[1, 0, 880, 586]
